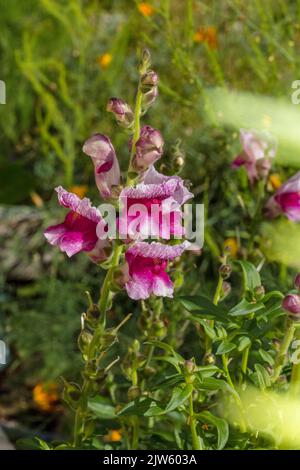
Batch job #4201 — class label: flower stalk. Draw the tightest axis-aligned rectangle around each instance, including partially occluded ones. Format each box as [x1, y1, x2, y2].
[272, 319, 295, 383]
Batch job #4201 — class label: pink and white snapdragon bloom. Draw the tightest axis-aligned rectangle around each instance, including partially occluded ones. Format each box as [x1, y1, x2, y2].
[124, 241, 190, 300]
[232, 129, 277, 184]
[119, 166, 193, 240]
[265, 171, 300, 222]
[44, 186, 107, 259]
[82, 134, 120, 198]
[45, 125, 194, 300]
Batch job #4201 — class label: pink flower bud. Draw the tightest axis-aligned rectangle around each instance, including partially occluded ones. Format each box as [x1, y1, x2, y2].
[282, 294, 300, 316]
[295, 273, 300, 290]
[141, 70, 159, 89]
[142, 86, 158, 108]
[106, 98, 134, 128]
[133, 125, 164, 170]
[232, 129, 277, 184]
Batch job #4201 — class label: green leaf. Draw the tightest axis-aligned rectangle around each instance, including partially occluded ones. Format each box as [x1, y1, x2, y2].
[237, 336, 251, 352]
[180, 296, 228, 322]
[197, 365, 222, 377]
[151, 373, 183, 390]
[196, 376, 231, 392]
[258, 349, 275, 366]
[163, 384, 193, 414]
[198, 411, 229, 450]
[16, 437, 51, 450]
[235, 260, 261, 291]
[88, 396, 116, 420]
[216, 341, 236, 355]
[145, 341, 184, 362]
[229, 299, 264, 316]
[251, 364, 272, 389]
[117, 397, 158, 417]
[189, 316, 216, 340]
[152, 355, 182, 372]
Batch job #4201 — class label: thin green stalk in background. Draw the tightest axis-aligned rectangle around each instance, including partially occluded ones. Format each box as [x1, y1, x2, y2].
[272, 319, 295, 384]
[290, 328, 300, 397]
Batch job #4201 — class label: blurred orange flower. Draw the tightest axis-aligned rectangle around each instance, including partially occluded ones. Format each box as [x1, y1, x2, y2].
[33, 383, 59, 412]
[268, 173, 282, 190]
[97, 53, 112, 69]
[69, 185, 88, 198]
[224, 238, 238, 258]
[194, 26, 217, 49]
[30, 191, 44, 208]
[138, 2, 155, 17]
[103, 429, 122, 442]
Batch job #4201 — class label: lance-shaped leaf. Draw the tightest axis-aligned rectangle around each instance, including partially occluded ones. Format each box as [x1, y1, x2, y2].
[197, 411, 229, 450]
[180, 295, 228, 322]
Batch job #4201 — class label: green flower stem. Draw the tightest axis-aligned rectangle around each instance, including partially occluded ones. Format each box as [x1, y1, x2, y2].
[241, 346, 250, 374]
[205, 274, 223, 355]
[127, 84, 143, 184]
[272, 320, 295, 384]
[213, 274, 223, 306]
[290, 328, 300, 397]
[98, 244, 124, 325]
[72, 243, 123, 447]
[222, 354, 247, 433]
[188, 391, 203, 450]
[222, 354, 235, 390]
[248, 179, 265, 252]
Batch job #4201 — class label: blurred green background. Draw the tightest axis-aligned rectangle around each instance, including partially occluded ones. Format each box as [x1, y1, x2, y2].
[1, 0, 300, 443]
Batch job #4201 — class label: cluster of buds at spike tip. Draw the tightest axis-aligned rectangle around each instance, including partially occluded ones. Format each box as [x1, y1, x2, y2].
[106, 98, 134, 129]
[282, 294, 300, 320]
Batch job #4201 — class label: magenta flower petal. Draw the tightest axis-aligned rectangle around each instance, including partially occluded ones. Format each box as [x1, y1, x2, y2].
[82, 134, 120, 198]
[119, 168, 192, 240]
[44, 188, 103, 257]
[265, 171, 300, 221]
[55, 186, 101, 222]
[127, 240, 190, 259]
[143, 166, 193, 205]
[124, 241, 190, 300]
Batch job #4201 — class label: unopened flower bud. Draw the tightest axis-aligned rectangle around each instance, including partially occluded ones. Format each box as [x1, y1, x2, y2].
[107, 98, 134, 128]
[184, 359, 196, 373]
[219, 264, 232, 279]
[221, 281, 231, 299]
[133, 125, 164, 170]
[282, 294, 300, 318]
[78, 330, 93, 354]
[257, 157, 272, 179]
[139, 48, 151, 73]
[86, 303, 100, 324]
[141, 70, 159, 91]
[204, 353, 215, 365]
[294, 273, 300, 290]
[142, 85, 158, 109]
[152, 320, 167, 339]
[254, 285, 265, 300]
